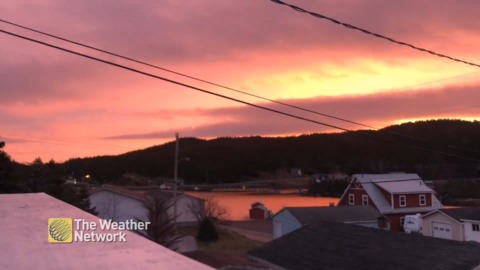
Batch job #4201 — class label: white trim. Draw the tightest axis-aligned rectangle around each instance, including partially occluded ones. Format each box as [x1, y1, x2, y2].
[399, 195, 407, 207]
[337, 178, 356, 206]
[460, 219, 480, 223]
[422, 210, 462, 224]
[362, 195, 369, 206]
[389, 191, 434, 195]
[348, 194, 355, 205]
[419, 194, 426, 206]
[472, 223, 480, 232]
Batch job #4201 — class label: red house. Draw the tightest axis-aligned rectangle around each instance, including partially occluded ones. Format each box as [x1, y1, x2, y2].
[338, 173, 443, 231]
[249, 202, 272, 220]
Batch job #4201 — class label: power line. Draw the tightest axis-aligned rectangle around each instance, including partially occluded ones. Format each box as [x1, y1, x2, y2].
[0, 18, 370, 129]
[1, 29, 479, 163]
[357, 178, 426, 185]
[2, 19, 478, 153]
[269, 0, 480, 69]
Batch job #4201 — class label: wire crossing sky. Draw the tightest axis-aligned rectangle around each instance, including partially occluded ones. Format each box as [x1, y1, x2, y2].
[1, 0, 480, 162]
[1, 28, 479, 163]
[1, 18, 479, 153]
[270, 0, 480, 69]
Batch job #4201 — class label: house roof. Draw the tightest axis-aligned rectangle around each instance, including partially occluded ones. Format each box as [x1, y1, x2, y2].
[278, 205, 382, 224]
[356, 173, 434, 194]
[91, 184, 203, 202]
[92, 184, 147, 201]
[432, 207, 480, 222]
[339, 173, 443, 214]
[0, 193, 212, 270]
[249, 222, 480, 270]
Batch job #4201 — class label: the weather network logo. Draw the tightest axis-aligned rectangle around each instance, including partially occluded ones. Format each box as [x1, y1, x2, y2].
[48, 218, 73, 243]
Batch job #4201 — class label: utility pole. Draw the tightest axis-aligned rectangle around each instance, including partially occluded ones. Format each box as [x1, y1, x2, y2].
[173, 132, 179, 230]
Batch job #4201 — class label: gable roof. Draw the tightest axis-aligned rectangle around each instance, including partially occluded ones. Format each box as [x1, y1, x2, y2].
[91, 184, 147, 201]
[249, 222, 480, 270]
[90, 184, 203, 202]
[356, 173, 434, 194]
[339, 173, 443, 214]
[434, 207, 480, 222]
[277, 205, 382, 225]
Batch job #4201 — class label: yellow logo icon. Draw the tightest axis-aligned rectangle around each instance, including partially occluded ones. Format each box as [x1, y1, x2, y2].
[48, 218, 73, 243]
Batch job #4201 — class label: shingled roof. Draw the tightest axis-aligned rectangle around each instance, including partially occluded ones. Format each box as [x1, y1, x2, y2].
[249, 222, 480, 270]
[91, 184, 202, 202]
[428, 207, 480, 222]
[278, 205, 382, 225]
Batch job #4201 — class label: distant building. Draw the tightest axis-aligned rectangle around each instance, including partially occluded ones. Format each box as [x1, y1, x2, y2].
[249, 202, 272, 220]
[421, 207, 480, 242]
[337, 173, 443, 231]
[0, 193, 212, 270]
[89, 184, 204, 225]
[249, 222, 480, 270]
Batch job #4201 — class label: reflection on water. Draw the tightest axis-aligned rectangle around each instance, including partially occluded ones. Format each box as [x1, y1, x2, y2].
[187, 191, 339, 220]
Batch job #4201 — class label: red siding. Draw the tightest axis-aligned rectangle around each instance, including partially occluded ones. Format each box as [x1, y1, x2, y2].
[249, 208, 267, 220]
[386, 214, 404, 231]
[387, 211, 431, 231]
[392, 193, 432, 208]
[338, 188, 378, 211]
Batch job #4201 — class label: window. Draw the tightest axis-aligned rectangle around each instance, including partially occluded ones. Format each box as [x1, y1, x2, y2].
[400, 217, 405, 227]
[348, 194, 355, 205]
[399, 195, 407, 207]
[419, 194, 426, 206]
[362, 195, 369, 205]
[473, 224, 480, 232]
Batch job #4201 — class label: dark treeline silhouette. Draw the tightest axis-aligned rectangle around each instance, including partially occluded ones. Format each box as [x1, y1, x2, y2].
[56, 119, 480, 184]
[0, 142, 96, 213]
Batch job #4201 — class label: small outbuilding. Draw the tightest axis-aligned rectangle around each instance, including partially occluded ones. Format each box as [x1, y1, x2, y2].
[421, 207, 480, 242]
[249, 202, 272, 220]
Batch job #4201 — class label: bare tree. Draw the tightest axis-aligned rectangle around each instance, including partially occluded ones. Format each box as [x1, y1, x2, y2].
[186, 197, 227, 242]
[139, 193, 181, 250]
[187, 196, 228, 222]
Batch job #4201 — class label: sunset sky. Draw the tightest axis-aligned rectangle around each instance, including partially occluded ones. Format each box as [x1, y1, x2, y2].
[1, 0, 480, 163]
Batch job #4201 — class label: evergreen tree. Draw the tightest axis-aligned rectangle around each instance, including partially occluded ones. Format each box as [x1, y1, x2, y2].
[197, 217, 219, 242]
[0, 142, 15, 193]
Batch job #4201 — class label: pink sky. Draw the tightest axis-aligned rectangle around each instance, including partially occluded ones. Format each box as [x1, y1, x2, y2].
[1, 0, 480, 163]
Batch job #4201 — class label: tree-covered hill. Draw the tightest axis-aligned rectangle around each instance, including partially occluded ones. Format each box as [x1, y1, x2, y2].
[56, 119, 480, 184]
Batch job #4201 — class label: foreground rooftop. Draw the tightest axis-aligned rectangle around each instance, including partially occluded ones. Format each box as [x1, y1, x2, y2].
[0, 193, 212, 270]
[250, 222, 480, 270]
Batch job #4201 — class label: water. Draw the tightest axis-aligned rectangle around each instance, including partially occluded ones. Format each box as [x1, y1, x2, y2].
[187, 191, 339, 220]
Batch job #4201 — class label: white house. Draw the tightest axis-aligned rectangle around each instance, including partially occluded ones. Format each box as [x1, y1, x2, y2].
[272, 205, 384, 239]
[421, 207, 480, 242]
[89, 185, 204, 225]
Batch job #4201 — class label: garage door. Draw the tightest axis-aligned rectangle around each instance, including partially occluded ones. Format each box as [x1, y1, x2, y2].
[432, 221, 452, 240]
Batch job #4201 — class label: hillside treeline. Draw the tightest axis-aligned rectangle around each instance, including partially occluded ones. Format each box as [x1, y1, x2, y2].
[55, 119, 480, 184]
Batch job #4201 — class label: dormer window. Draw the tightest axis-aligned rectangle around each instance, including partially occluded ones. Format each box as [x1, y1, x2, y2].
[362, 195, 369, 206]
[348, 194, 355, 205]
[399, 195, 407, 207]
[419, 194, 426, 206]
